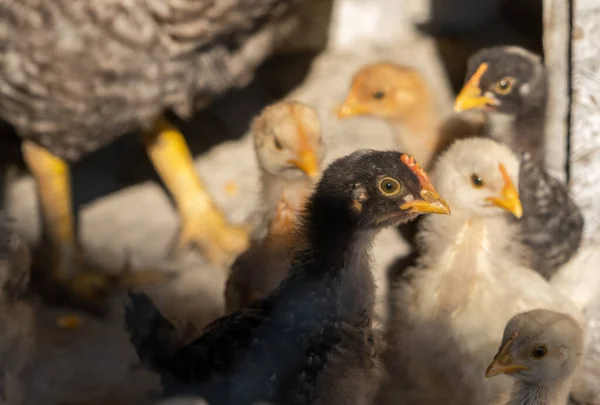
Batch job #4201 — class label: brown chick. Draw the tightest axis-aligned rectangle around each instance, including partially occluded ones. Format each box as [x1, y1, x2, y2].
[486, 309, 584, 405]
[224, 101, 325, 312]
[337, 62, 484, 170]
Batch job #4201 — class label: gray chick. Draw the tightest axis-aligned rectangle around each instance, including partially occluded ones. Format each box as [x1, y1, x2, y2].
[0, 0, 303, 314]
[486, 309, 584, 405]
[225, 101, 325, 312]
[0, 212, 34, 405]
[454, 45, 584, 279]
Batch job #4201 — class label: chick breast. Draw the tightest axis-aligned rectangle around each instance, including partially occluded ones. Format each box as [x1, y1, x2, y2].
[0, 0, 298, 161]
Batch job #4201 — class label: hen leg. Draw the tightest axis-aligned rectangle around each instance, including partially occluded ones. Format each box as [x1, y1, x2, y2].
[21, 140, 115, 315]
[141, 118, 249, 266]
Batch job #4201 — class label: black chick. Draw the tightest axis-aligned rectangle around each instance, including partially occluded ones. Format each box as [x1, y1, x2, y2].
[454, 45, 584, 279]
[125, 150, 450, 405]
[0, 212, 34, 405]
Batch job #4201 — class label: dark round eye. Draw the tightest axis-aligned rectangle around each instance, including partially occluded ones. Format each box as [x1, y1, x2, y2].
[470, 174, 484, 188]
[495, 77, 514, 95]
[379, 177, 401, 195]
[532, 346, 547, 358]
[274, 137, 283, 150]
[373, 90, 386, 100]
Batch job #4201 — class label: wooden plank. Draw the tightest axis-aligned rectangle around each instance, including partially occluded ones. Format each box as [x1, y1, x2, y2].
[570, 0, 600, 245]
[543, 0, 570, 182]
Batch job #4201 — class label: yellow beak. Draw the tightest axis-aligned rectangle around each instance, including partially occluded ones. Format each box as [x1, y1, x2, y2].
[400, 189, 452, 215]
[454, 63, 499, 112]
[336, 95, 370, 119]
[487, 163, 523, 218]
[288, 150, 320, 178]
[485, 332, 530, 378]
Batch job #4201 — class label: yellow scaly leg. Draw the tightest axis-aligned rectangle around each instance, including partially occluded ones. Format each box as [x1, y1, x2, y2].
[22, 140, 112, 314]
[142, 118, 249, 266]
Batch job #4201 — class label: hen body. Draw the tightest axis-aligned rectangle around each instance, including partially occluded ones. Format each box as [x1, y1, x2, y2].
[0, 0, 297, 161]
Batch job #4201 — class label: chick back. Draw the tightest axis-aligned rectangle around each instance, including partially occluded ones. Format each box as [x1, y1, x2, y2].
[0, 0, 300, 161]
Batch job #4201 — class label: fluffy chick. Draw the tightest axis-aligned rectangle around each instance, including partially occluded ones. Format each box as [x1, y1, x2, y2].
[454, 46, 547, 165]
[486, 309, 584, 405]
[225, 101, 325, 312]
[455, 46, 583, 279]
[0, 212, 34, 405]
[337, 62, 486, 171]
[125, 149, 450, 405]
[383, 139, 583, 405]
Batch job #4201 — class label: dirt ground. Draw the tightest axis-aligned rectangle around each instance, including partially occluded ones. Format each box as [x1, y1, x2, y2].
[5, 38, 454, 405]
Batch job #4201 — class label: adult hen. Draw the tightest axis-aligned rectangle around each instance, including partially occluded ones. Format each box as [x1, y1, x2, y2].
[225, 101, 324, 312]
[125, 149, 450, 405]
[0, 0, 302, 313]
[381, 139, 583, 405]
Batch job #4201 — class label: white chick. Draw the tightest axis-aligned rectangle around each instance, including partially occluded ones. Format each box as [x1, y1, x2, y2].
[381, 138, 583, 405]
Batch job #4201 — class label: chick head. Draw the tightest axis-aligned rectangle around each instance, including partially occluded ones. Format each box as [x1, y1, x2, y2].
[252, 101, 325, 179]
[455, 46, 547, 118]
[313, 150, 450, 229]
[337, 63, 431, 122]
[432, 138, 522, 218]
[486, 309, 584, 385]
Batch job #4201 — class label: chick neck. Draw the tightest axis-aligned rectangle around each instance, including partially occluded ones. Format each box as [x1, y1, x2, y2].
[418, 207, 520, 314]
[254, 169, 316, 239]
[286, 194, 380, 321]
[386, 102, 441, 170]
[508, 378, 573, 405]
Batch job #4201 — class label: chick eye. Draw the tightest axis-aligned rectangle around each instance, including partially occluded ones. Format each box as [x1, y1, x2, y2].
[532, 346, 547, 358]
[373, 90, 386, 100]
[495, 77, 515, 95]
[273, 137, 283, 150]
[470, 174, 485, 188]
[379, 177, 401, 196]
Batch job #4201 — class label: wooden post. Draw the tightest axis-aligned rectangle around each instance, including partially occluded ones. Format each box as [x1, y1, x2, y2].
[570, 0, 600, 245]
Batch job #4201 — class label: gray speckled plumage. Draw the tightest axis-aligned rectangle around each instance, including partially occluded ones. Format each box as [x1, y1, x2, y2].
[0, 0, 299, 161]
[518, 152, 584, 279]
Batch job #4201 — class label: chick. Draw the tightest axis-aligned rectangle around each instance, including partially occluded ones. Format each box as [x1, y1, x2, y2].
[454, 46, 547, 165]
[454, 46, 583, 279]
[383, 139, 583, 405]
[225, 101, 324, 312]
[125, 149, 450, 405]
[337, 63, 448, 170]
[486, 309, 584, 405]
[338, 58, 583, 280]
[0, 212, 34, 405]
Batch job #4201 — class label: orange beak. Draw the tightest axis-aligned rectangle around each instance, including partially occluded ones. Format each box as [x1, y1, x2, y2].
[399, 154, 451, 215]
[336, 93, 370, 119]
[486, 163, 523, 218]
[485, 332, 530, 378]
[454, 63, 500, 112]
[288, 149, 320, 178]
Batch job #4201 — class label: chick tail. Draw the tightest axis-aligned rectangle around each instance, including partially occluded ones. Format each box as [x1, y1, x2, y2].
[550, 244, 600, 311]
[124, 291, 180, 375]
